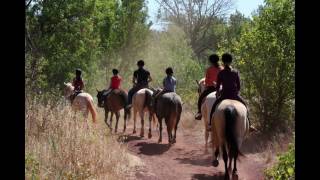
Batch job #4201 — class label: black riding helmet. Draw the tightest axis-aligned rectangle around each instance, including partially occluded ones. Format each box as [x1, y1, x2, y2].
[137, 60, 145, 67]
[76, 68, 82, 76]
[222, 53, 233, 64]
[112, 69, 119, 75]
[165, 67, 173, 75]
[209, 54, 219, 64]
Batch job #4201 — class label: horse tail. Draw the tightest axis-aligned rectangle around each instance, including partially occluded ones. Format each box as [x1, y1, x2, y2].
[124, 107, 131, 121]
[120, 91, 131, 120]
[144, 90, 152, 108]
[224, 106, 243, 157]
[87, 98, 97, 123]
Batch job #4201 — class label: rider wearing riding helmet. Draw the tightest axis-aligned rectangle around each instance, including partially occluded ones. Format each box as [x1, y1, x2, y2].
[195, 54, 223, 120]
[208, 53, 257, 132]
[127, 60, 152, 108]
[72, 68, 84, 93]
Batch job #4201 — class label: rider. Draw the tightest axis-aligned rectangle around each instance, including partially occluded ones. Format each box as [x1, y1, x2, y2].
[208, 53, 257, 132]
[154, 67, 177, 102]
[72, 68, 84, 92]
[102, 68, 128, 107]
[70, 68, 84, 102]
[127, 60, 152, 108]
[195, 54, 223, 120]
[102, 68, 122, 96]
[163, 67, 176, 93]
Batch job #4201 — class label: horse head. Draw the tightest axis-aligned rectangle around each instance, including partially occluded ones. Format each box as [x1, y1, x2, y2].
[96, 89, 105, 108]
[63, 82, 74, 98]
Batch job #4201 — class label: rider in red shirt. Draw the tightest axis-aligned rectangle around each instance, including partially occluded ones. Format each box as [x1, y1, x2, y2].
[195, 54, 223, 120]
[110, 73, 122, 89]
[102, 69, 128, 107]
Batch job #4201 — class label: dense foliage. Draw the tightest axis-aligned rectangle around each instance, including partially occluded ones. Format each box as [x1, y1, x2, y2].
[265, 138, 295, 179]
[26, 0, 294, 132]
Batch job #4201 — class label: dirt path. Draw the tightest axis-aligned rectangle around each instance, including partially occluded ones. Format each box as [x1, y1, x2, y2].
[116, 112, 276, 180]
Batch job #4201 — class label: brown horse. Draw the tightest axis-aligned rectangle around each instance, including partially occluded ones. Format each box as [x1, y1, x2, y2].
[63, 82, 97, 123]
[151, 89, 182, 144]
[96, 89, 130, 133]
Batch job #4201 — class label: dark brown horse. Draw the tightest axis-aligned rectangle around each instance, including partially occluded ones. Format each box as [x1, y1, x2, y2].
[96, 89, 130, 133]
[150, 89, 182, 144]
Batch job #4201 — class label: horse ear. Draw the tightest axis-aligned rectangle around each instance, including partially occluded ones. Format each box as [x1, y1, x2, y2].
[195, 80, 199, 85]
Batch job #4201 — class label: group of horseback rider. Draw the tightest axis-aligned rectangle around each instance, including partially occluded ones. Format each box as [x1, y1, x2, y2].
[71, 53, 256, 132]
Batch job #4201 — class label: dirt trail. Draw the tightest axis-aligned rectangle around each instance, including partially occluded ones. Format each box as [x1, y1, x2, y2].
[116, 112, 276, 180]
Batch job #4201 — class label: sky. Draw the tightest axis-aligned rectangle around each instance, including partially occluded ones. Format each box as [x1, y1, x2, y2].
[147, 0, 265, 30]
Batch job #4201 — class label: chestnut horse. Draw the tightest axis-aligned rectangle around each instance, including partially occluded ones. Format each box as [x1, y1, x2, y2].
[96, 89, 130, 133]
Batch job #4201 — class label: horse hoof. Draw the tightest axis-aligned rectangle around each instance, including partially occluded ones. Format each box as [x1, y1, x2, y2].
[212, 159, 219, 167]
[158, 139, 162, 143]
[133, 130, 136, 134]
[172, 139, 176, 143]
[232, 172, 238, 180]
[140, 133, 144, 137]
[148, 133, 152, 139]
[224, 175, 230, 180]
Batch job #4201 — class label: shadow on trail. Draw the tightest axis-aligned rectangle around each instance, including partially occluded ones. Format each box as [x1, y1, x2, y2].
[191, 173, 225, 180]
[135, 142, 170, 156]
[175, 156, 211, 167]
[174, 150, 212, 167]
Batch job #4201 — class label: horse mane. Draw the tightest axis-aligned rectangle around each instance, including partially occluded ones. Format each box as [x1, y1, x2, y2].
[65, 82, 73, 87]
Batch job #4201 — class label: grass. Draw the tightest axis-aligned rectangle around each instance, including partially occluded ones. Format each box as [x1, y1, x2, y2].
[25, 99, 139, 180]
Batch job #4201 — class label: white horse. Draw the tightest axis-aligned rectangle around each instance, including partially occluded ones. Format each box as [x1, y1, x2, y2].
[196, 78, 217, 150]
[132, 88, 157, 138]
[63, 82, 97, 123]
[210, 100, 249, 180]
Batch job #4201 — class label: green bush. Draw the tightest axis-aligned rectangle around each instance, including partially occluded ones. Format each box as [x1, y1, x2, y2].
[265, 141, 295, 180]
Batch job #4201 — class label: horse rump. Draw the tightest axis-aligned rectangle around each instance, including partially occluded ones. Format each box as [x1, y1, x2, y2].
[224, 106, 243, 157]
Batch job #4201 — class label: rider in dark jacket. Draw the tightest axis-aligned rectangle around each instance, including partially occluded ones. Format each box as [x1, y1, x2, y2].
[127, 60, 152, 108]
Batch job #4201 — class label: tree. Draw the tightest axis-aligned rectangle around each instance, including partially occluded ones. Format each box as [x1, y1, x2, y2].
[155, 0, 235, 61]
[25, 0, 151, 96]
[234, 0, 295, 132]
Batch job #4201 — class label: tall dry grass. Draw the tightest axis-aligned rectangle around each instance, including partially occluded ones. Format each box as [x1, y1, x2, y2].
[25, 99, 139, 180]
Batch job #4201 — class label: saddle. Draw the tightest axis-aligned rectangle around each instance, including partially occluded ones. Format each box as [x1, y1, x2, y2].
[70, 90, 82, 104]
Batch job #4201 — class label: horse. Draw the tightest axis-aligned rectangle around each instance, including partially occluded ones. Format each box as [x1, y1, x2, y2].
[63, 82, 97, 123]
[131, 88, 157, 138]
[151, 89, 182, 144]
[195, 78, 217, 150]
[96, 89, 130, 133]
[210, 100, 249, 180]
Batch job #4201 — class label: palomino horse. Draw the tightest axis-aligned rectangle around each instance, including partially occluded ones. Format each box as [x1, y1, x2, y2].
[132, 88, 157, 138]
[151, 89, 182, 144]
[63, 82, 97, 123]
[195, 78, 217, 150]
[210, 100, 249, 180]
[96, 89, 130, 133]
